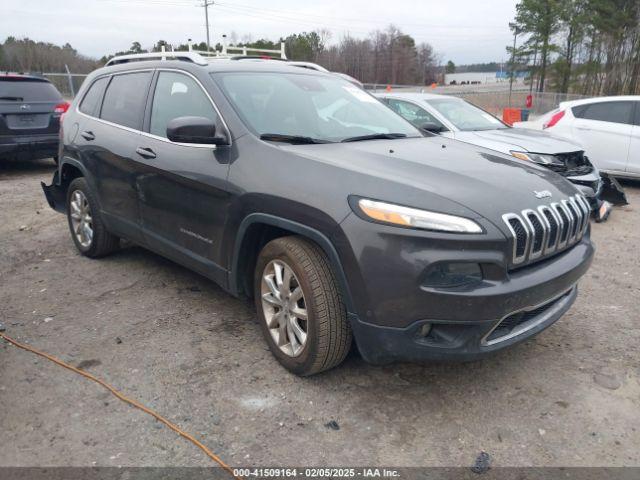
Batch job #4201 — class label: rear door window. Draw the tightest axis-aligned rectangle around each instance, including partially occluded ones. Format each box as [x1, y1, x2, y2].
[149, 71, 219, 138]
[100, 72, 152, 130]
[572, 101, 634, 125]
[79, 77, 109, 117]
[0, 78, 62, 102]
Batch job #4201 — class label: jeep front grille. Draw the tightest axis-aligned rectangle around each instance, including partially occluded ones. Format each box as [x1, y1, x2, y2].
[503, 194, 590, 266]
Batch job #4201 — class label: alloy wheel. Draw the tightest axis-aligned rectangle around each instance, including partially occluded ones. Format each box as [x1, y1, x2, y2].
[260, 259, 308, 357]
[69, 190, 93, 248]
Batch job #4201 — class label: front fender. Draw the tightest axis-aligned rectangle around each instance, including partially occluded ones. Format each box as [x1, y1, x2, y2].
[229, 213, 357, 315]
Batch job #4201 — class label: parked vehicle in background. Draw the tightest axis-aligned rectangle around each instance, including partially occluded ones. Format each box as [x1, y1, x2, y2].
[43, 52, 594, 375]
[376, 92, 607, 217]
[514, 96, 640, 179]
[0, 74, 69, 162]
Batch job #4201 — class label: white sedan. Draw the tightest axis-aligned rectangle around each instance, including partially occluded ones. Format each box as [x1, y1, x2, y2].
[514, 96, 640, 179]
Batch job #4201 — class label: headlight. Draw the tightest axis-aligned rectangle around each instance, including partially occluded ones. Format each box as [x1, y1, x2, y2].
[510, 151, 564, 166]
[356, 198, 483, 233]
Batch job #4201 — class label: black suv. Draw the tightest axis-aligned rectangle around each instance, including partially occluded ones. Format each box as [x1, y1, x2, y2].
[1, 74, 68, 162]
[42, 54, 594, 375]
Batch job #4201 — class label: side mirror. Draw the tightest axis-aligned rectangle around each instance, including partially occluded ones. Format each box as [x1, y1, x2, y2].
[166, 116, 228, 145]
[420, 122, 444, 134]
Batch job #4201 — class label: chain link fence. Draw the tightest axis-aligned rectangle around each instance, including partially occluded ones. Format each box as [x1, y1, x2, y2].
[42, 73, 88, 100]
[444, 90, 589, 118]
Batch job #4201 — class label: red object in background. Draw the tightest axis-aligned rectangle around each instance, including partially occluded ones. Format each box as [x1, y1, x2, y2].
[526, 94, 533, 108]
[385, 84, 392, 92]
[543, 110, 565, 129]
[502, 108, 522, 126]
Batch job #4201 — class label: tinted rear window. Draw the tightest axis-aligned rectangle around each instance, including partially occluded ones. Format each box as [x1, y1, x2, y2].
[572, 101, 634, 125]
[79, 77, 109, 116]
[0, 78, 62, 102]
[100, 72, 152, 129]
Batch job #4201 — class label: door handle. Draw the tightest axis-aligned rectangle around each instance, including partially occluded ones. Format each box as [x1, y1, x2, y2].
[576, 126, 591, 131]
[80, 130, 95, 141]
[136, 147, 156, 159]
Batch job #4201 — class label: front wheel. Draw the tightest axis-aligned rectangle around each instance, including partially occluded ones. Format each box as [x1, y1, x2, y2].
[66, 177, 119, 258]
[254, 236, 352, 376]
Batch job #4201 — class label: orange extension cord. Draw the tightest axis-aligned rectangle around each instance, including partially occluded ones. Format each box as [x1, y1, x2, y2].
[0, 331, 240, 480]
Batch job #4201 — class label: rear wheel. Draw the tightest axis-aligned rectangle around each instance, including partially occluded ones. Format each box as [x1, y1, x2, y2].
[254, 236, 352, 376]
[66, 177, 119, 257]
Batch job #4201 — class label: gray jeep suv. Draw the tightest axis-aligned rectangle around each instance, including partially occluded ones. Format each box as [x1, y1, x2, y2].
[42, 53, 594, 375]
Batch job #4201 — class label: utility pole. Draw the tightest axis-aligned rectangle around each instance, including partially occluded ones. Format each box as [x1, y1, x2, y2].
[202, 0, 214, 52]
[508, 22, 520, 108]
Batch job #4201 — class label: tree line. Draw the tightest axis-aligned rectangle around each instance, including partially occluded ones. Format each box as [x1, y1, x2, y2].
[0, 37, 98, 74]
[510, 0, 640, 95]
[241, 27, 440, 85]
[98, 26, 441, 86]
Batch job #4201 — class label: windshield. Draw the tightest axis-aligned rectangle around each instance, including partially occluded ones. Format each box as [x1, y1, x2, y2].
[426, 98, 508, 131]
[214, 72, 421, 142]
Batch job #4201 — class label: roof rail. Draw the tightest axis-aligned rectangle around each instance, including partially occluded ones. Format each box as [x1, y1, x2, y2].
[105, 46, 208, 67]
[104, 41, 287, 67]
[188, 40, 287, 60]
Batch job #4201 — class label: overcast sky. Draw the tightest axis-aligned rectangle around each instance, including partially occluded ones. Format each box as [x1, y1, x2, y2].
[1, 0, 518, 64]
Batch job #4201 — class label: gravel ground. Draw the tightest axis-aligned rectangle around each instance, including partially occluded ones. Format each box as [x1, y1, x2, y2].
[1, 158, 639, 469]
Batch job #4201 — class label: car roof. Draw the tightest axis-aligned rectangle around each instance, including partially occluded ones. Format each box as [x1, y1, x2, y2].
[373, 91, 452, 101]
[0, 73, 51, 82]
[561, 95, 640, 108]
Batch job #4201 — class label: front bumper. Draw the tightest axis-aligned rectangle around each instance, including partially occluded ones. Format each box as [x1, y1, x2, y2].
[0, 135, 58, 160]
[41, 170, 66, 214]
[352, 285, 579, 364]
[340, 213, 594, 364]
[566, 170, 602, 207]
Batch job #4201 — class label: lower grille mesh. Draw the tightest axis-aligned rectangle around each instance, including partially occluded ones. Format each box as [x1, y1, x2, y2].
[486, 289, 573, 343]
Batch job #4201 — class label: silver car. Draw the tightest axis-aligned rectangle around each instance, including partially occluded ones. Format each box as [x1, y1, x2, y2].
[376, 92, 606, 215]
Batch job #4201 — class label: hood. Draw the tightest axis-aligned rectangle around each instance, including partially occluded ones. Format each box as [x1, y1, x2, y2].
[281, 136, 580, 230]
[455, 128, 583, 155]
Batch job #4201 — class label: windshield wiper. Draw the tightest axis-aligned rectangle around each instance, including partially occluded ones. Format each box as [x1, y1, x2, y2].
[0, 96, 24, 101]
[341, 133, 408, 142]
[260, 133, 333, 144]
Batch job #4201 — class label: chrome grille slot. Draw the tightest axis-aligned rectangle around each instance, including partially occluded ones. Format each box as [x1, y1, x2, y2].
[563, 199, 579, 241]
[575, 196, 591, 234]
[502, 195, 589, 267]
[523, 210, 545, 259]
[538, 206, 558, 253]
[554, 203, 570, 245]
[568, 198, 584, 239]
[503, 214, 529, 264]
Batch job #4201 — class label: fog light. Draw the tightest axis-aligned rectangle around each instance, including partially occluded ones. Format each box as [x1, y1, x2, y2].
[419, 323, 432, 337]
[422, 262, 482, 288]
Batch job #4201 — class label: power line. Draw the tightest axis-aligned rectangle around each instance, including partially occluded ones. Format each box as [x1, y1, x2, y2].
[214, 1, 504, 30]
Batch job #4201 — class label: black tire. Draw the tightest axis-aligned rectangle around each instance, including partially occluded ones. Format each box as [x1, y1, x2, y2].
[66, 177, 119, 258]
[254, 236, 352, 376]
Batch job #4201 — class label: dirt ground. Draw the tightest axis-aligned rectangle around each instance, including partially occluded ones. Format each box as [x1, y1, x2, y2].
[1, 158, 639, 469]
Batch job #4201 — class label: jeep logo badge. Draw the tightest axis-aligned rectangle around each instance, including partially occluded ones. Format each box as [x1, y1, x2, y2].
[534, 190, 552, 199]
